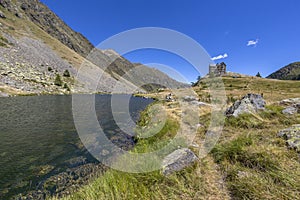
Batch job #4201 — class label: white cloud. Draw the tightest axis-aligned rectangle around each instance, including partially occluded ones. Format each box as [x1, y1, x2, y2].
[247, 39, 259, 47]
[211, 53, 228, 61]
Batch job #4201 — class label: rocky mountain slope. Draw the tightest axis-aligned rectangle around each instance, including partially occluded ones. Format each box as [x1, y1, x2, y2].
[0, 0, 187, 96]
[0, 0, 94, 57]
[267, 62, 300, 80]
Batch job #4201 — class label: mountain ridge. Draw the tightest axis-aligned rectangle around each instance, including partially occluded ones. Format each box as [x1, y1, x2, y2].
[267, 62, 300, 80]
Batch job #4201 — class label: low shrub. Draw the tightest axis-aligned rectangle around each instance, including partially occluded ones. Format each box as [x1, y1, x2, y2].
[54, 74, 63, 86]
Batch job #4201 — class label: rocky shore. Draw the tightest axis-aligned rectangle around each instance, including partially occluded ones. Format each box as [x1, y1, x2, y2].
[15, 162, 107, 200]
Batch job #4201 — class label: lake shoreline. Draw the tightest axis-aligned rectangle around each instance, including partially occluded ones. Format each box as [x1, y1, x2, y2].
[0, 91, 154, 98]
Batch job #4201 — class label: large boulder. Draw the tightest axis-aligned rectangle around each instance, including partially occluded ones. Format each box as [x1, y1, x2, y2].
[162, 148, 198, 176]
[278, 124, 300, 152]
[225, 94, 266, 117]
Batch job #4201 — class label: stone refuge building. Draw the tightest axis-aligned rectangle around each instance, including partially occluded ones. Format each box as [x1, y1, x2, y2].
[209, 62, 227, 76]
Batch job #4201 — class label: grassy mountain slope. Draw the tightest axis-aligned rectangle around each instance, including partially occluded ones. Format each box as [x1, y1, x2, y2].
[267, 62, 300, 80]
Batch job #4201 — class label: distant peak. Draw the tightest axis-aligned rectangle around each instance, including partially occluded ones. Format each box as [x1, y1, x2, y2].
[267, 62, 300, 80]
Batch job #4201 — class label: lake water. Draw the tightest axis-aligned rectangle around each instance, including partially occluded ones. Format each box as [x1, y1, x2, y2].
[0, 94, 153, 199]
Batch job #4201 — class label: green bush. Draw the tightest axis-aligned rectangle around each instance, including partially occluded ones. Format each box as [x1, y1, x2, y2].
[63, 69, 71, 77]
[54, 74, 63, 86]
[63, 83, 70, 91]
[256, 72, 262, 78]
[0, 35, 8, 47]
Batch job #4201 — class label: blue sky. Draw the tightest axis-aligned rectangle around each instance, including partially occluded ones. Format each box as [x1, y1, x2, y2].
[41, 0, 300, 83]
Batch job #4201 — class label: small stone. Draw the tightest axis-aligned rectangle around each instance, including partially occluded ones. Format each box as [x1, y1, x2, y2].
[166, 93, 175, 102]
[15, 12, 22, 18]
[282, 106, 298, 115]
[0, 11, 6, 19]
[183, 96, 199, 102]
[280, 98, 300, 106]
[21, 3, 28, 10]
[0, 92, 9, 97]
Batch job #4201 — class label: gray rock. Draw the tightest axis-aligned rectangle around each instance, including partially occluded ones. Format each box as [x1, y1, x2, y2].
[278, 124, 300, 152]
[183, 95, 199, 102]
[0, 91, 9, 97]
[225, 93, 266, 117]
[296, 103, 300, 113]
[182, 96, 209, 106]
[190, 101, 209, 107]
[21, 3, 28, 11]
[282, 106, 298, 115]
[166, 93, 175, 102]
[162, 148, 198, 176]
[280, 98, 300, 115]
[0, 11, 6, 19]
[15, 12, 22, 18]
[280, 98, 300, 106]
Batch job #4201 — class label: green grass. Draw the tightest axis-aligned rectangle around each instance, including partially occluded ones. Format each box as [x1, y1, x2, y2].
[196, 76, 300, 103]
[222, 77, 300, 103]
[56, 164, 206, 200]
[134, 118, 183, 153]
[211, 102, 300, 199]
[0, 34, 9, 47]
[225, 113, 265, 129]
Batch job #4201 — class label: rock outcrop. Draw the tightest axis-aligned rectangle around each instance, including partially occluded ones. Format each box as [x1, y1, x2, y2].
[278, 124, 300, 152]
[162, 148, 198, 176]
[225, 94, 266, 117]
